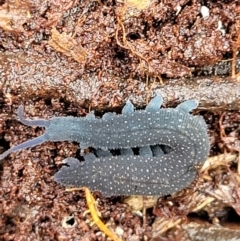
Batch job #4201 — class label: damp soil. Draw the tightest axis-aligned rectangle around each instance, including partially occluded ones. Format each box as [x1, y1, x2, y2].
[0, 0, 240, 241]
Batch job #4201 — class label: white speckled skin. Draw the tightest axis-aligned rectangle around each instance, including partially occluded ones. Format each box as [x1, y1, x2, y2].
[55, 95, 210, 196]
[0, 95, 210, 196]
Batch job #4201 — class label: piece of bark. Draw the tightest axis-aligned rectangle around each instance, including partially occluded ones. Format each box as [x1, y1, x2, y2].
[182, 222, 240, 241]
[0, 51, 239, 112]
[151, 220, 240, 241]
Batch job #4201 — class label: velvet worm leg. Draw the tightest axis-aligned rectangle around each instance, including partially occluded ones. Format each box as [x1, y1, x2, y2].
[120, 100, 136, 156]
[138, 94, 162, 156]
[139, 146, 153, 157]
[95, 148, 112, 157]
[145, 94, 163, 112]
[122, 100, 134, 114]
[151, 145, 164, 157]
[176, 99, 199, 113]
[120, 148, 134, 156]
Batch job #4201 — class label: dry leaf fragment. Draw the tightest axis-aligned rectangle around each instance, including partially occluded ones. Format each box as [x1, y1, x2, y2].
[124, 0, 150, 11]
[48, 28, 87, 63]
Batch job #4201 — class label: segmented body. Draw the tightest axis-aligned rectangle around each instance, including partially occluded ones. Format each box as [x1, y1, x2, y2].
[55, 109, 209, 196]
[0, 95, 210, 196]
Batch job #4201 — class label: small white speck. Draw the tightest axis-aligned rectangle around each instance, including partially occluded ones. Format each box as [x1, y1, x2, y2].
[176, 5, 181, 15]
[200, 6, 210, 18]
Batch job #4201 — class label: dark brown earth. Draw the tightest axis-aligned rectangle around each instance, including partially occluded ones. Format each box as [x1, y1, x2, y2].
[0, 0, 240, 240]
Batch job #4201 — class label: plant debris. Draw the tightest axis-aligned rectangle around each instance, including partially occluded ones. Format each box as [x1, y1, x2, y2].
[0, 0, 240, 240]
[48, 28, 87, 63]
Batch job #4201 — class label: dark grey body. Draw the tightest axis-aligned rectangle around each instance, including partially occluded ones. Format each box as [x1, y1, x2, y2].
[48, 109, 208, 163]
[0, 97, 210, 196]
[54, 108, 209, 196]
